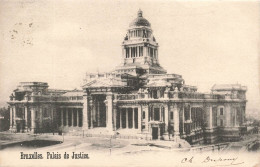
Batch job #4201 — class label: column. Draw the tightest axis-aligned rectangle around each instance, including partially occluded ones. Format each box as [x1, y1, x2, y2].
[159, 106, 162, 121]
[157, 90, 161, 99]
[182, 106, 185, 136]
[143, 105, 149, 131]
[106, 94, 113, 131]
[24, 106, 28, 130]
[137, 46, 139, 57]
[129, 47, 132, 58]
[234, 108, 237, 127]
[164, 104, 169, 134]
[132, 108, 134, 129]
[71, 108, 74, 127]
[9, 108, 13, 130]
[31, 107, 35, 133]
[173, 104, 180, 137]
[91, 98, 94, 128]
[66, 108, 68, 126]
[225, 104, 231, 127]
[120, 108, 122, 129]
[90, 105, 93, 128]
[162, 104, 169, 140]
[209, 106, 213, 129]
[77, 108, 79, 127]
[39, 107, 43, 129]
[126, 108, 129, 129]
[83, 93, 89, 129]
[61, 108, 63, 126]
[113, 105, 117, 130]
[122, 48, 125, 59]
[51, 107, 54, 127]
[13, 106, 16, 128]
[97, 101, 100, 127]
[144, 46, 148, 57]
[138, 105, 142, 132]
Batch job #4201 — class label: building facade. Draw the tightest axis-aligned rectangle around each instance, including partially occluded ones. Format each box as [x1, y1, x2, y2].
[8, 10, 247, 144]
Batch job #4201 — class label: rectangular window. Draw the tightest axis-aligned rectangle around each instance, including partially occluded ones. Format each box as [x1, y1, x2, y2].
[220, 108, 224, 115]
[154, 108, 160, 121]
[170, 112, 173, 120]
[142, 111, 145, 119]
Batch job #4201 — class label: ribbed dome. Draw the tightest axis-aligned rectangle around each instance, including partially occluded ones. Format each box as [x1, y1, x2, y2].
[129, 10, 151, 27]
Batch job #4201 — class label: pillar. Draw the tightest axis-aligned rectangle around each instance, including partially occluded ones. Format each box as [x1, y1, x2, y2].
[106, 94, 113, 131]
[126, 108, 129, 129]
[164, 104, 169, 133]
[9, 107, 13, 130]
[90, 99, 94, 128]
[24, 106, 28, 130]
[144, 46, 148, 57]
[83, 93, 89, 129]
[77, 108, 79, 127]
[51, 107, 54, 129]
[163, 104, 169, 140]
[209, 106, 213, 129]
[138, 105, 142, 132]
[31, 107, 35, 133]
[71, 108, 74, 127]
[225, 104, 231, 127]
[143, 105, 149, 131]
[159, 106, 162, 121]
[13, 106, 16, 128]
[66, 108, 68, 126]
[137, 46, 139, 57]
[61, 108, 63, 126]
[132, 108, 134, 129]
[120, 108, 122, 129]
[129, 47, 132, 58]
[113, 105, 117, 130]
[173, 104, 180, 137]
[97, 101, 100, 127]
[182, 106, 185, 136]
[234, 108, 237, 127]
[122, 48, 125, 59]
[39, 107, 43, 129]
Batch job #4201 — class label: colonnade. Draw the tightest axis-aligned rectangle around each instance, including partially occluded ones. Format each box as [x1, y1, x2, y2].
[124, 46, 157, 59]
[125, 46, 143, 58]
[60, 108, 82, 127]
[118, 107, 140, 130]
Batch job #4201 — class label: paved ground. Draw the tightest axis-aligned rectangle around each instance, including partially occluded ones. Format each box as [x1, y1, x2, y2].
[1, 132, 259, 154]
[0, 132, 191, 155]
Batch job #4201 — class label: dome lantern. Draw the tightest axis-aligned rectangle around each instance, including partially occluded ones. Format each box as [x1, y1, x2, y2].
[129, 10, 151, 27]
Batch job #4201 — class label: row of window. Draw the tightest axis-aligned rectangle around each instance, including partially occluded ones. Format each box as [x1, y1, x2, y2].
[128, 29, 151, 38]
[125, 46, 157, 58]
[126, 46, 143, 58]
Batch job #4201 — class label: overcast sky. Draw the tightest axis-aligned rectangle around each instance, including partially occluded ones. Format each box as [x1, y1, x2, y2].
[0, 0, 259, 116]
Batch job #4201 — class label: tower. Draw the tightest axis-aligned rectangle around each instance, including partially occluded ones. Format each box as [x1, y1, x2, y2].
[115, 10, 166, 76]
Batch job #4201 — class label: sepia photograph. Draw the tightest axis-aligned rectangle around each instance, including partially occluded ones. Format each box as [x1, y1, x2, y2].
[0, 0, 259, 166]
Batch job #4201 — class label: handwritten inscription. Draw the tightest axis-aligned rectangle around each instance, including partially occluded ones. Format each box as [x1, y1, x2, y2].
[181, 156, 244, 166]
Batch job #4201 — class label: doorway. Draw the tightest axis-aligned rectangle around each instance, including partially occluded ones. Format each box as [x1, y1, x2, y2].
[152, 127, 158, 140]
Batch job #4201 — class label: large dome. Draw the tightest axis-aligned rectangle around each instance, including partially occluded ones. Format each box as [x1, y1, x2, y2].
[129, 10, 151, 27]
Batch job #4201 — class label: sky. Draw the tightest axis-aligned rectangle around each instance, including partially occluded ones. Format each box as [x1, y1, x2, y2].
[0, 0, 259, 117]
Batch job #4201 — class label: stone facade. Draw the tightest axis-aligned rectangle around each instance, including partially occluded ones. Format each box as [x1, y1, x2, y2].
[7, 10, 247, 144]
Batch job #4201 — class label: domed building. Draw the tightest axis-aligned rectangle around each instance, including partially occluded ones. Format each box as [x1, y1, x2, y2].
[7, 10, 247, 144]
